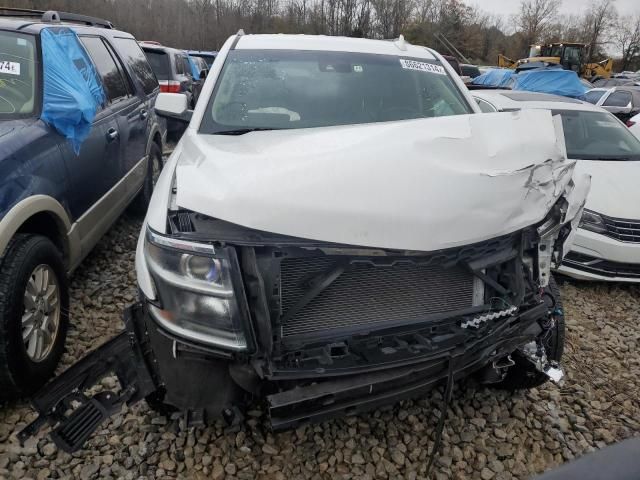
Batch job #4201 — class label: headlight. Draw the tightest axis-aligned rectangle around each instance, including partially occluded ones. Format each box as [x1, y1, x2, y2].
[578, 209, 607, 234]
[144, 228, 250, 351]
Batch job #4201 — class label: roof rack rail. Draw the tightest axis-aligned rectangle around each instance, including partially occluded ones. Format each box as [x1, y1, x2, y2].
[0, 7, 114, 29]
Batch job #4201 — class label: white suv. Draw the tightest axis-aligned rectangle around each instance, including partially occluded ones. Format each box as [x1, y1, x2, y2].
[22, 33, 589, 452]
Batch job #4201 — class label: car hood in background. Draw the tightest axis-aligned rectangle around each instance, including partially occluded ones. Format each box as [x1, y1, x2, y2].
[573, 160, 640, 220]
[174, 110, 590, 251]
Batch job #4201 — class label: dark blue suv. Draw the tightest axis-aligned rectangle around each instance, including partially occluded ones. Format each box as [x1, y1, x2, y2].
[0, 9, 164, 399]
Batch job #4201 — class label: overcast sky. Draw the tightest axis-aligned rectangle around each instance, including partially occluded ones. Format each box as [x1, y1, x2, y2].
[467, 0, 639, 20]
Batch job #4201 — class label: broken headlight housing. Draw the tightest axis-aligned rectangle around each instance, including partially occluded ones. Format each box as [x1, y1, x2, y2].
[144, 228, 249, 351]
[578, 209, 607, 234]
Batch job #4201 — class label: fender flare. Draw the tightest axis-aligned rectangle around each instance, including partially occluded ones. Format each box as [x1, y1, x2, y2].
[0, 195, 74, 264]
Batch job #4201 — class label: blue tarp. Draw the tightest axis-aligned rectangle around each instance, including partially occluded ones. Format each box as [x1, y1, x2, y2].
[40, 27, 105, 154]
[187, 55, 200, 81]
[512, 69, 588, 99]
[471, 68, 515, 87]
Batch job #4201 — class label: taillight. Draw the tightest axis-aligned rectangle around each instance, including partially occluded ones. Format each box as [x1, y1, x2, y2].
[626, 120, 636, 128]
[159, 80, 181, 93]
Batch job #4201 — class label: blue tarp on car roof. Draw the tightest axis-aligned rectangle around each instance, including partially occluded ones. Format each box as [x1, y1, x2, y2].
[513, 69, 588, 99]
[471, 69, 515, 87]
[40, 27, 105, 154]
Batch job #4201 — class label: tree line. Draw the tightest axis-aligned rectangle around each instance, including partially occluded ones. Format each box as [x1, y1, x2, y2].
[4, 0, 640, 70]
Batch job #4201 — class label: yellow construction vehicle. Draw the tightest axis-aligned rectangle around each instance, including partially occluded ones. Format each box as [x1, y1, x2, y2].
[498, 43, 613, 80]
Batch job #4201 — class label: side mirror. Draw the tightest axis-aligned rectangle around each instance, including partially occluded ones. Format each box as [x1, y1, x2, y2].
[155, 93, 192, 123]
[199, 69, 208, 80]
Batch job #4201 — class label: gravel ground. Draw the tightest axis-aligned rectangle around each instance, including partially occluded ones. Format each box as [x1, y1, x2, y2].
[0, 215, 639, 480]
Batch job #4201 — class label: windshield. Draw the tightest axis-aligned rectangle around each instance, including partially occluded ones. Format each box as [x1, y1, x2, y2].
[201, 49, 472, 134]
[0, 31, 38, 117]
[552, 109, 640, 160]
[143, 50, 170, 80]
[191, 53, 215, 68]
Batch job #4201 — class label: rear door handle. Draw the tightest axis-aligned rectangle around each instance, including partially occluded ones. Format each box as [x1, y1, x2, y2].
[106, 128, 119, 142]
[140, 110, 148, 120]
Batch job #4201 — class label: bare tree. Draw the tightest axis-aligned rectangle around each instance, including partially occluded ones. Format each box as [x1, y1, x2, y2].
[582, 0, 617, 62]
[516, 0, 561, 48]
[0, 0, 626, 67]
[614, 15, 640, 70]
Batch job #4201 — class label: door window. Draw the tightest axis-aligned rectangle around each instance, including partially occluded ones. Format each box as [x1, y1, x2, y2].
[174, 54, 186, 75]
[80, 36, 130, 104]
[603, 91, 632, 107]
[112, 37, 158, 95]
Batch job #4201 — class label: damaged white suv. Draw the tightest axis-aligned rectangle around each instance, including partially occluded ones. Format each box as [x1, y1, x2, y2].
[21, 33, 590, 452]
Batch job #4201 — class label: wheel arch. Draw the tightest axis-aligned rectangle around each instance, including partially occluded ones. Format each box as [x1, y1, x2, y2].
[0, 196, 75, 269]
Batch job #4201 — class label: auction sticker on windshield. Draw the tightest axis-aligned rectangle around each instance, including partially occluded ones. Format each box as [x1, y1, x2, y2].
[399, 59, 446, 75]
[0, 61, 20, 75]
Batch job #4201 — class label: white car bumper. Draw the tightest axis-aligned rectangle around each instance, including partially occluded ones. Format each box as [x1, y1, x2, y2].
[557, 227, 640, 282]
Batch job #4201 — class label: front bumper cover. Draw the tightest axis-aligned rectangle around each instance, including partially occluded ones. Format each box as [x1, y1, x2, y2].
[19, 298, 552, 451]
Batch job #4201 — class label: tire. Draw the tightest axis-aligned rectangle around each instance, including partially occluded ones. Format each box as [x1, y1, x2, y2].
[130, 142, 163, 216]
[0, 234, 69, 400]
[495, 275, 565, 390]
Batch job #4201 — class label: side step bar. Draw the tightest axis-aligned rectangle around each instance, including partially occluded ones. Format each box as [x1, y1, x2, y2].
[18, 307, 157, 452]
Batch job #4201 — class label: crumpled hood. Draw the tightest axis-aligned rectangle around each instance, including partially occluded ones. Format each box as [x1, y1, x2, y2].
[174, 110, 590, 251]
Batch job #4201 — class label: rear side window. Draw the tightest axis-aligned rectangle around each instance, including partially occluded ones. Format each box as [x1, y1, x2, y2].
[174, 55, 183, 75]
[175, 55, 189, 76]
[112, 37, 158, 95]
[603, 91, 632, 107]
[144, 50, 170, 80]
[584, 90, 606, 104]
[80, 36, 130, 104]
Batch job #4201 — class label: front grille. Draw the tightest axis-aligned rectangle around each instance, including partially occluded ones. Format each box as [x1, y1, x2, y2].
[602, 215, 640, 243]
[564, 252, 640, 278]
[279, 256, 475, 339]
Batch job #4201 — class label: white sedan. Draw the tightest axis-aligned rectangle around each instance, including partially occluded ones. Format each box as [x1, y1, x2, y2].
[629, 111, 640, 139]
[473, 90, 640, 282]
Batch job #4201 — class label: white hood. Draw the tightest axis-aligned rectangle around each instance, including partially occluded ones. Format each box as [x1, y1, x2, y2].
[573, 160, 640, 220]
[173, 109, 590, 251]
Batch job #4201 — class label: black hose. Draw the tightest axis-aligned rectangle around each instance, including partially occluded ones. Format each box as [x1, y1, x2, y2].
[425, 357, 455, 479]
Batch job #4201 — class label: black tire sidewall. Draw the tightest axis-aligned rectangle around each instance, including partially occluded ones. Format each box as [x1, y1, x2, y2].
[131, 143, 162, 216]
[0, 235, 69, 397]
[143, 143, 162, 203]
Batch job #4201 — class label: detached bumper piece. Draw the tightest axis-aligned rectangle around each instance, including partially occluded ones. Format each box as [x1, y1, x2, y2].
[18, 307, 156, 453]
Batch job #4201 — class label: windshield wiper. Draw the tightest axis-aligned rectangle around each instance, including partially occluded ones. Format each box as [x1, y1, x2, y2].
[213, 127, 281, 135]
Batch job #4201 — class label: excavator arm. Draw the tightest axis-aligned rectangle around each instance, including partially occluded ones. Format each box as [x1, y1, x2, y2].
[498, 54, 517, 69]
[583, 57, 613, 80]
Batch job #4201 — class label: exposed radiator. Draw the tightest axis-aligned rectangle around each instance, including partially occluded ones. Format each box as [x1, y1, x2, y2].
[279, 256, 475, 339]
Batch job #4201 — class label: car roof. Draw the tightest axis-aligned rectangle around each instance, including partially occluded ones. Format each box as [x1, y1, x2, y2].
[188, 50, 217, 56]
[471, 89, 602, 112]
[0, 16, 134, 39]
[140, 43, 184, 55]
[235, 34, 437, 59]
